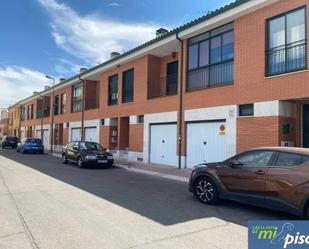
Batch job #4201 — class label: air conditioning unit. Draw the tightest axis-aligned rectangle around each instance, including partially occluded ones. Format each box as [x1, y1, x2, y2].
[281, 141, 295, 147]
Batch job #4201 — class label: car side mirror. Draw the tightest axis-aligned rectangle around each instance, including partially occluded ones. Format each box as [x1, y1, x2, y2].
[229, 159, 243, 168]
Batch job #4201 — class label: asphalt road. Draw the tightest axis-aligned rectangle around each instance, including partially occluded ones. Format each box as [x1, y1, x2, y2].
[0, 149, 294, 249]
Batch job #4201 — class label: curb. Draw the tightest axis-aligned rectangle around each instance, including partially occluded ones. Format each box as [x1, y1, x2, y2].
[115, 164, 189, 183]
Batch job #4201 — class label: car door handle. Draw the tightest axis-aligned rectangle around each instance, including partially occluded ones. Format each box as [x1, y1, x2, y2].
[255, 170, 265, 175]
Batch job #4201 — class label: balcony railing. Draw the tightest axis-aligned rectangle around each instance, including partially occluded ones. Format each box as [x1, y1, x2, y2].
[187, 60, 234, 91]
[266, 40, 306, 76]
[147, 75, 178, 99]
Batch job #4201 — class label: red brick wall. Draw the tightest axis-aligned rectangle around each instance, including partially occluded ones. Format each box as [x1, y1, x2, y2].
[129, 124, 143, 152]
[237, 116, 280, 153]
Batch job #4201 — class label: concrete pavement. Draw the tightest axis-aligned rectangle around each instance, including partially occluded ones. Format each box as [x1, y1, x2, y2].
[0, 149, 295, 249]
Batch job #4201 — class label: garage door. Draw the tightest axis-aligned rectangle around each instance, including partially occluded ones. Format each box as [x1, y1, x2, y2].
[150, 123, 177, 166]
[186, 121, 227, 168]
[85, 127, 98, 142]
[71, 128, 81, 142]
[43, 130, 49, 149]
[36, 130, 41, 139]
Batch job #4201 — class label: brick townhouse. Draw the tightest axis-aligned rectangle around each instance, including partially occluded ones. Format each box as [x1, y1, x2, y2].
[16, 0, 309, 168]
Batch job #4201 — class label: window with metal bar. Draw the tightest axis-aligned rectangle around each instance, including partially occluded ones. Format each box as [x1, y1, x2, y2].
[266, 7, 307, 76]
[122, 69, 134, 103]
[187, 23, 234, 91]
[72, 83, 83, 113]
[108, 74, 118, 106]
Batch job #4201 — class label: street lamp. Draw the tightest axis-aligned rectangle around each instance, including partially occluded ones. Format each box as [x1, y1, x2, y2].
[45, 75, 55, 154]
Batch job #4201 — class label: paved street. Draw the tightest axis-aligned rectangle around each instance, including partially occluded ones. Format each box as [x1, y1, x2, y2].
[0, 149, 294, 249]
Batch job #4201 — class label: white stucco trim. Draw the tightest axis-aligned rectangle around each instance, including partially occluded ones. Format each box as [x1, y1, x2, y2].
[143, 111, 178, 163]
[129, 116, 138, 125]
[105, 118, 118, 126]
[254, 100, 296, 118]
[185, 105, 237, 160]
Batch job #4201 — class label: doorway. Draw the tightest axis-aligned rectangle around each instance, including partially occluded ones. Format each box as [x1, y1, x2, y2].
[303, 104, 309, 148]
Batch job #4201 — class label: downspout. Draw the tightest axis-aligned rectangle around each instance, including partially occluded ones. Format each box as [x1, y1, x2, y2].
[176, 32, 183, 169]
[79, 75, 85, 141]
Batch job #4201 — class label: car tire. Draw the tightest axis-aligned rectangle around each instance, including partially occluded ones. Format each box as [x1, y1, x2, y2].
[77, 157, 84, 168]
[194, 177, 219, 205]
[62, 154, 68, 164]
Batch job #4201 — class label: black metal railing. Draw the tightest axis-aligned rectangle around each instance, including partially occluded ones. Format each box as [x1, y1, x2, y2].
[187, 60, 234, 91]
[147, 75, 178, 99]
[266, 40, 306, 76]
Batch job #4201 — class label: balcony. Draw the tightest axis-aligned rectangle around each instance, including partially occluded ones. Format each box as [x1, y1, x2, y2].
[266, 40, 306, 76]
[147, 75, 178, 99]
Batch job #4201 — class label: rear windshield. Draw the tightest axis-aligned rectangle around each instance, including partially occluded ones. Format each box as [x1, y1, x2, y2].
[6, 137, 17, 141]
[26, 139, 42, 144]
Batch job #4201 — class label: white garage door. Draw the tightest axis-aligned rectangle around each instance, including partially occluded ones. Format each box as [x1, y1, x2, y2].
[150, 124, 177, 166]
[43, 130, 49, 149]
[71, 128, 81, 142]
[85, 127, 98, 142]
[186, 121, 227, 168]
[36, 130, 41, 139]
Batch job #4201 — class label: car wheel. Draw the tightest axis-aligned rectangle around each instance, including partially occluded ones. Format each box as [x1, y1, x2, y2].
[194, 177, 219, 204]
[77, 157, 84, 168]
[62, 154, 68, 164]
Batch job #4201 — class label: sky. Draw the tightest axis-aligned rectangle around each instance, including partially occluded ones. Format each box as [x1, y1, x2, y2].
[0, 0, 234, 108]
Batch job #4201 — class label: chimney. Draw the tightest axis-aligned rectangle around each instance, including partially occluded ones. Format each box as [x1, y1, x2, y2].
[80, 67, 88, 73]
[111, 52, 121, 59]
[44, 86, 50, 90]
[60, 78, 66, 83]
[156, 28, 169, 38]
[33, 91, 38, 96]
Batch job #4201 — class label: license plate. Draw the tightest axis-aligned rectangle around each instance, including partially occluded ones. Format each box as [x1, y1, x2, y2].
[98, 160, 107, 164]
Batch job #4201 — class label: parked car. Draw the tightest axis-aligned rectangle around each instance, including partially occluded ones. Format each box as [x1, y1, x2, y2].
[189, 147, 309, 219]
[17, 138, 44, 154]
[1, 136, 18, 149]
[62, 141, 114, 168]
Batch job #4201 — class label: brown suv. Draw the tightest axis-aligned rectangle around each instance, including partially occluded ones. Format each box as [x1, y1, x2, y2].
[189, 147, 309, 219]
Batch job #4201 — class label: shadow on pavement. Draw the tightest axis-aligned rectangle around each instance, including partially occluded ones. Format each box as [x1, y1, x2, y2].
[0, 149, 296, 226]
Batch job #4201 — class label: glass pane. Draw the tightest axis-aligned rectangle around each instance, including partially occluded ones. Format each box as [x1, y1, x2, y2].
[187, 67, 209, 90]
[276, 153, 303, 167]
[237, 151, 273, 167]
[188, 44, 198, 69]
[287, 9, 305, 44]
[209, 61, 233, 86]
[239, 104, 254, 116]
[269, 16, 285, 49]
[189, 32, 209, 45]
[211, 36, 222, 64]
[211, 23, 234, 36]
[222, 31, 234, 60]
[199, 40, 209, 67]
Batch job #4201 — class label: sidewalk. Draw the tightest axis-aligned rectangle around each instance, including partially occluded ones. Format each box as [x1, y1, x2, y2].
[114, 159, 191, 183]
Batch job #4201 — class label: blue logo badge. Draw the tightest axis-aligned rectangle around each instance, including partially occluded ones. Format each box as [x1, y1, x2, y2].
[249, 220, 309, 249]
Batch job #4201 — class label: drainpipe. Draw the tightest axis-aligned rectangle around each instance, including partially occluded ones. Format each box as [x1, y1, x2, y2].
[79, 75, 85, 141]
[176, 32, 184, 169]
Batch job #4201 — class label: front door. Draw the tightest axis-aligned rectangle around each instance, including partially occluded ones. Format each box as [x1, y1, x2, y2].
[166, 61, 178, 95]
[303, 105, 309, 148]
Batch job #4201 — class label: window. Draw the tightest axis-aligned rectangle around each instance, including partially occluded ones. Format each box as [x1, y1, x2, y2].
[239, 104, 254, 117]
[100, 119, 105, 126]
[275, 152, 306, 167]
[60, 93, 66, 114]
[54, 95, 59, 116]
[108, 74, 118, 105]
[236, 151, 273, 167]
[137, 115, 144, 124]
[187, 23, 234, 90]
[72, 83, 83, 113]
[122, 69, 134, 103]
[266, 7, 306, 76]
